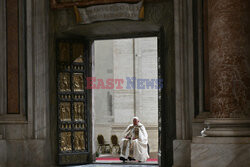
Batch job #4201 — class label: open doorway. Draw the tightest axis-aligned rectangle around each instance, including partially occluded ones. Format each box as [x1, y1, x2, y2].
[92, 37, 159, 165]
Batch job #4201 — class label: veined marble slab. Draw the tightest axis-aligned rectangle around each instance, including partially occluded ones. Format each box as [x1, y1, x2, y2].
[0, 140, 6, 167]
[191, 138, 250, 167]
[173, 140, 191, 167]
[193, 136, 250, 144]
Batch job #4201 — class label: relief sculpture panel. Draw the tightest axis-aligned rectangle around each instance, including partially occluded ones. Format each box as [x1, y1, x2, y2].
[57, 40, 88, 164]
[73, 73, 84, 91]
[60, 132, 72, 152]
[60, 102, 71, 121]
[59, 73, 71, 92]
[74, 102, 84, 121]
[74, 131, 85, 151]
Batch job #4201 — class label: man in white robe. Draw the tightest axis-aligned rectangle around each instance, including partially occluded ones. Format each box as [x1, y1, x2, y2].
[119, 117, 149, 162]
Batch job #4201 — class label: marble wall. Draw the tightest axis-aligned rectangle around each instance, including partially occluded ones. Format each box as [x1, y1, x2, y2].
[173, 140, 191, 167]
[0, 0, 52, 166]
[0, 0, 177, 166]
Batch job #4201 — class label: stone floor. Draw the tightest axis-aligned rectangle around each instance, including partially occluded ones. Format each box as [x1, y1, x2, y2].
[95, 161, 157, 164]
[67, 154, 159, 167]
[68, 164, 158, 167]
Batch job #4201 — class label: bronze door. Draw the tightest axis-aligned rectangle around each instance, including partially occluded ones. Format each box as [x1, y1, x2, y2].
[56, 39, 92, 165]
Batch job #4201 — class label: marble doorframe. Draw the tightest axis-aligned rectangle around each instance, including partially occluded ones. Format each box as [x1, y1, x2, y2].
[0, 0, 49, 139]
[90, 36, 160, 164]
[54, 22, 173, 165]
[78, 31, 164, 165]
[173, 0, 207, 166]
[0, 0, 27, 122]
[0, 0, 51, 166]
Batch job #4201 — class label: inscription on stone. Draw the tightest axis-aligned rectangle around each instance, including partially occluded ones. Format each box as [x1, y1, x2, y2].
[75, 1, 143, 24]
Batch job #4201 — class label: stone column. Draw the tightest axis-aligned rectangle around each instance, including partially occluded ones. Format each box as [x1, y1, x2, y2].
[192, 1, 250, 166]
[202, 0, 250, 136]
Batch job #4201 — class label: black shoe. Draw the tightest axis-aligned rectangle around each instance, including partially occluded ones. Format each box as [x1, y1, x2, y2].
[120, 157, 126, 163]
[128, 157, 136, 161]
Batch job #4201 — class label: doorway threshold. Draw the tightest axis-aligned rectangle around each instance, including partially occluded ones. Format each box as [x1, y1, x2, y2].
[94, 161, 158, 165]
[94, 155, 158, 165]
[68, 163, 159, 167]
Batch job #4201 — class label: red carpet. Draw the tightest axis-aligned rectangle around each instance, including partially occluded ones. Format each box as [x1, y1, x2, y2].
[96, 157, 158, 162]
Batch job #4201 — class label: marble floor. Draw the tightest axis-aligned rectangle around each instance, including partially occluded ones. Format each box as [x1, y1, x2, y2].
[68, 164, 158, 167]
[95, 161, 157, 164]
[67, 154, 159, 167]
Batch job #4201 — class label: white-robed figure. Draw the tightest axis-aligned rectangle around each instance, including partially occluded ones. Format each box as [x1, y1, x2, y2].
[119, 117, 149, 162]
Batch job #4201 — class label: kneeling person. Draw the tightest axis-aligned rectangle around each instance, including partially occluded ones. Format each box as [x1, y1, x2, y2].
[120, 117, 149, 162]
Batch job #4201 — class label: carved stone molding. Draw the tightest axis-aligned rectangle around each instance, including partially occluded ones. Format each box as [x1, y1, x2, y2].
[50, 0, 161, 9]
[201, 119, 250, 137]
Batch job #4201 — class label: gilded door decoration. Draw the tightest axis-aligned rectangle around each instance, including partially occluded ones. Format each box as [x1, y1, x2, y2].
[57, 40, 89, 165]
[60, 94, 71, 100]
[74, 102, 84, 121]
[60, 102, 71, 121]
[73, 73, 84, 91]
[73, 94, 84, 100]
[61, 124, 72, 129]
[74, 55, 84, 63]
[59, 73, 71, 92]
[74, 123, 84, 129]
[74, 131, 85, 150]
[60, 132, 72, 152]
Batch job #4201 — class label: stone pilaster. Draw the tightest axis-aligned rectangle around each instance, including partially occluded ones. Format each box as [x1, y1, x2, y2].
[202, 0, 250, 137]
